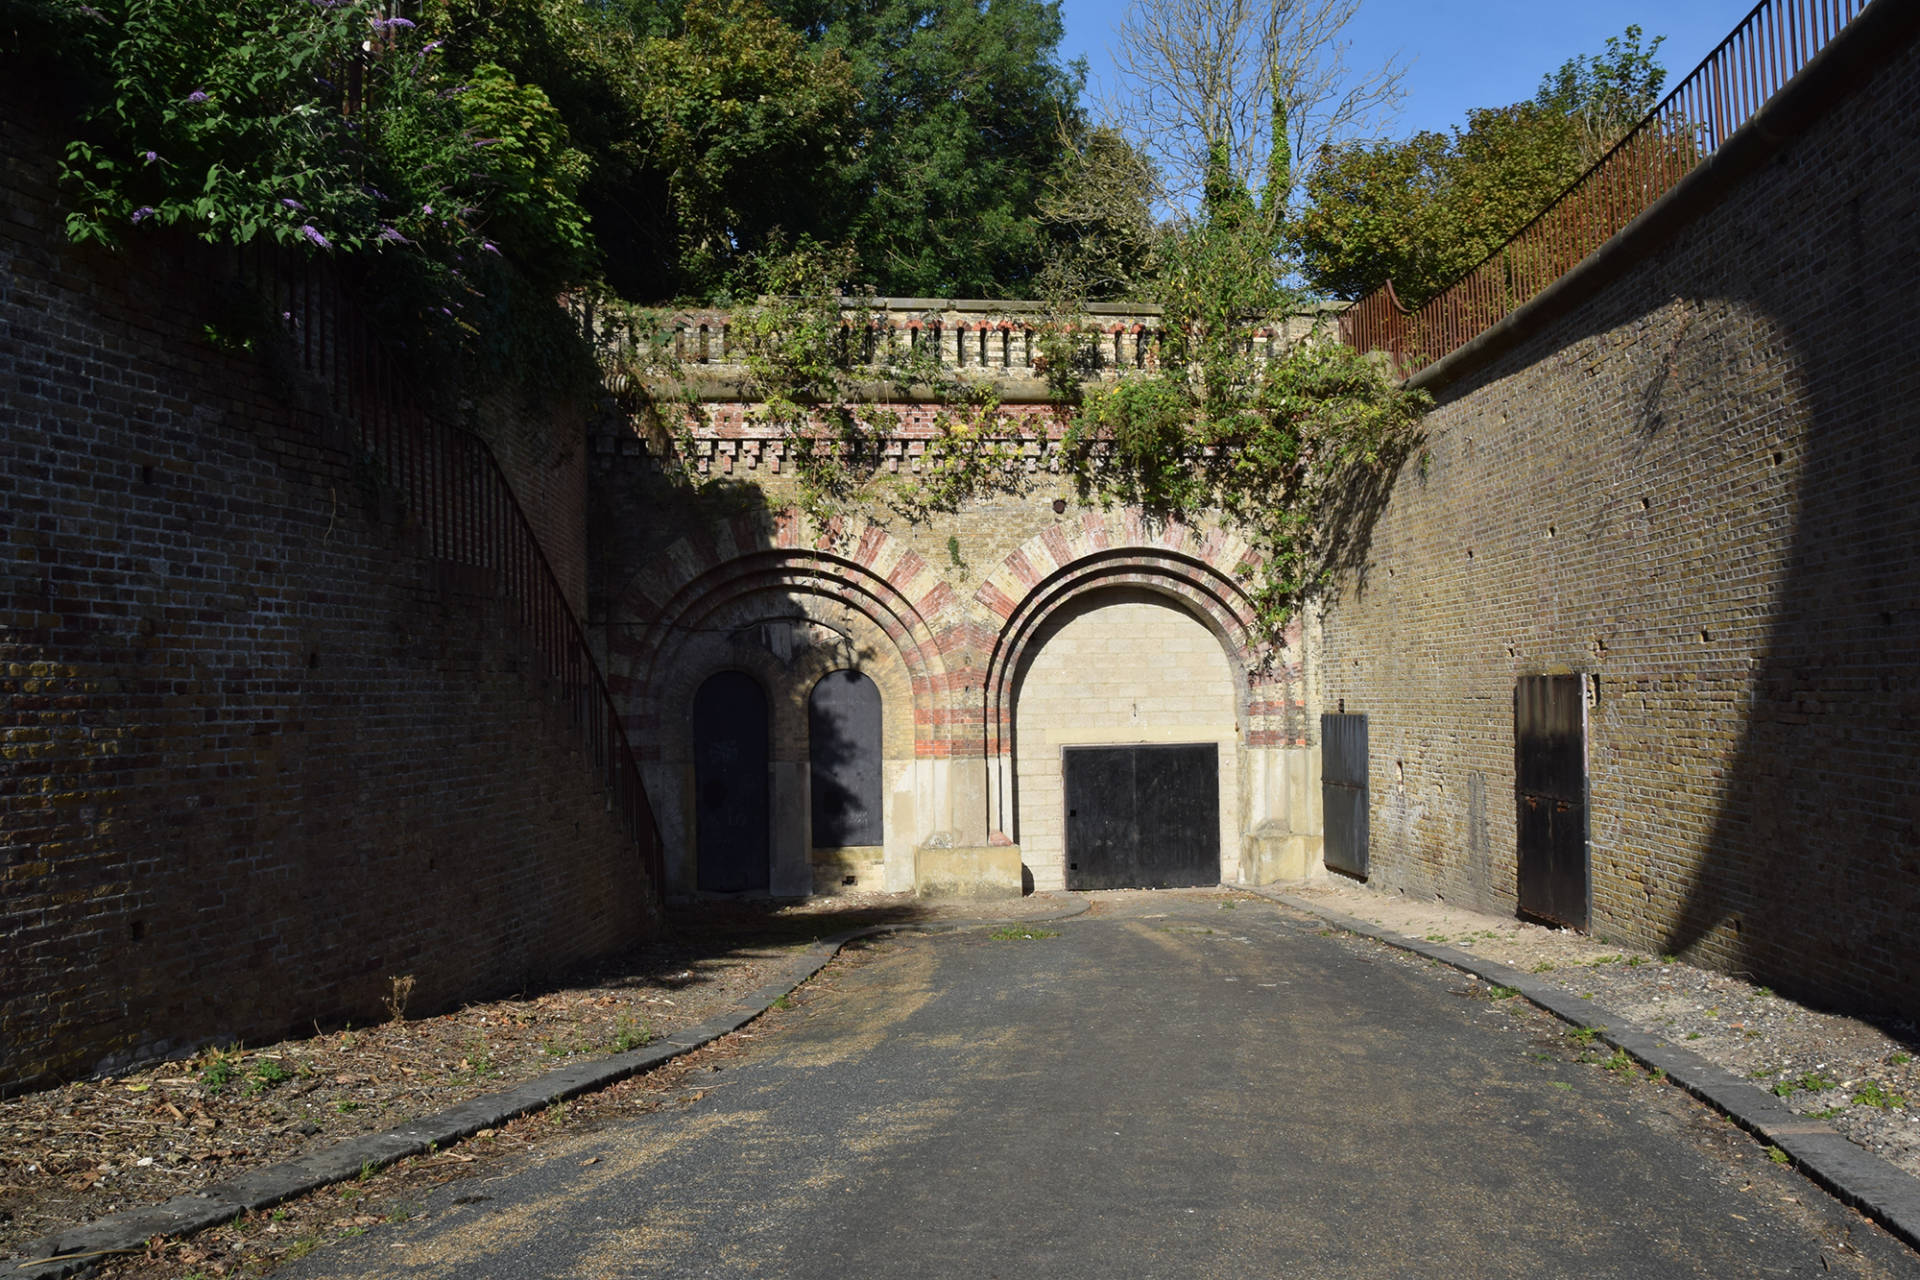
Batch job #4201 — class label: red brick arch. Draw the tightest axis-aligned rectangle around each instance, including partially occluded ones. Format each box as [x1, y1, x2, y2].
[976, 512, 1268, 729]
[605, 512, 972, 758]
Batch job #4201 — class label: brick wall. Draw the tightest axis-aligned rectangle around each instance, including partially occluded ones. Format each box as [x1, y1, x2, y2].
[474, 392, 590, 618]
[0, 108, 658, 1090]
[1320, 32, 1920, 1015]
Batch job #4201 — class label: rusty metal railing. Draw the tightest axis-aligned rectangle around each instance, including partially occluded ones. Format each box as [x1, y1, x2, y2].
[1339, 0, 1869, 375]
[237, 244, 665, 899]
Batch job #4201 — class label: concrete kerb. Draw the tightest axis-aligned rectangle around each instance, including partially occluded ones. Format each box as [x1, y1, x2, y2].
[1251, 887, 1920, 1256]
[7, 897, 1091, 1280]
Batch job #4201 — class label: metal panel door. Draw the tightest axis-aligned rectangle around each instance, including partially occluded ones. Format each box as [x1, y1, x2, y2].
[693, 671, 770, 893]
[1515, 674, 1590, 929]
[1321, 713, 1369, 878]
[810, 670, 882, 847]
[1063, 743, 1219, 891]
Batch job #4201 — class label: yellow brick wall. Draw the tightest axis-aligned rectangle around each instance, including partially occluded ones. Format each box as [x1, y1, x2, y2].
[1012, 589, 1241, 887]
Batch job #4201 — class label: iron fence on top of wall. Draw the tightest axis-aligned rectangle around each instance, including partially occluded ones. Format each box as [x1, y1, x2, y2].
[1338, 0, 1870, 376]
[236, 243, 664, 899]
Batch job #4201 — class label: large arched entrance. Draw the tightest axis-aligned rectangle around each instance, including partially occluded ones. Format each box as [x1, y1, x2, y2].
[1010, 587, 1242, 890]
[693, 671, 770, 893]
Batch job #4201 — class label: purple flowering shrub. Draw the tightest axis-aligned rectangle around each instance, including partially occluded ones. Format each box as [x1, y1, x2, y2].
[48, 0, 594, 362]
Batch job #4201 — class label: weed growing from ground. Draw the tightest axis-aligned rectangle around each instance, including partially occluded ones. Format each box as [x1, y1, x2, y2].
[1852, 1081, 1907, 1109]
[990, 925, 1059, 940]
[1568, 1026, 1602, 1046]
[1771, 1071, 1836, 1098]
[244, 1059, 292, 1096]
[197, 1047, 241, 1094]
[1487, 985, 1521, 1001]
[383, 974, 416, 1023]
[607, 1016, 653, 1051]
[1767, 1146, 1791, 1164]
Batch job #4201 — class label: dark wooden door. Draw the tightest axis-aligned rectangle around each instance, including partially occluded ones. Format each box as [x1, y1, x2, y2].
[810, 670, 882, 847]
[1321, 713, 1370, 878]
[1515, 674, 1589, 929]
[1063, 744, 1219, 890]
[693, 671, 769, 893]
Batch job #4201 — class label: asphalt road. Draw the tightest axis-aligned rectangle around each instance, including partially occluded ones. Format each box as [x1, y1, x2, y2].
[280, 892, 1920, 1279]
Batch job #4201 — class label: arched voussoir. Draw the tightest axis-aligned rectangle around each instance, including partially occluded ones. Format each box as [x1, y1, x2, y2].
[974, 510, 1263, 622]
[981, 554, 1265, 756]
[621, 510, 939, 622]
[611, 533, 973, 758]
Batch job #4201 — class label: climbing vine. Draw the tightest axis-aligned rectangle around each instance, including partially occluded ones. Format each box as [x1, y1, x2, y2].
[594, 238, 1427, 644]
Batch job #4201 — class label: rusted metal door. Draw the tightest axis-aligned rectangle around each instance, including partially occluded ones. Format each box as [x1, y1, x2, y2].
[1063, 744, 1219, 890]
[693, 671, 769, 893]
[810, 669, 882, 848]
[1515, 675, 1590, 929]
[1321, 714, 1369, 878]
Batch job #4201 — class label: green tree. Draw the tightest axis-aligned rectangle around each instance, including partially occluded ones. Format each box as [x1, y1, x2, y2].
[420, 0, 858, 299]
[765, 0, 1085, 297]
[1033, 124, 1162, 302]
[1292, 25, 1666, 306]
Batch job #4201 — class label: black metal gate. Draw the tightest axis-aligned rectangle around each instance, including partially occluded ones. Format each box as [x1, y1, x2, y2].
[1321, 713, 1369, 878]
[810, 669, 882, 847]
[1515, 674, 1590, 929]
[1063, 743, 1218, 891]
[693, 671, 769, 893]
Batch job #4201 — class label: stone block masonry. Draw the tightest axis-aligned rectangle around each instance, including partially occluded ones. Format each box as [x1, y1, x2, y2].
[0, 104, 657, 1091]
[1320, 24, 1920, 1017]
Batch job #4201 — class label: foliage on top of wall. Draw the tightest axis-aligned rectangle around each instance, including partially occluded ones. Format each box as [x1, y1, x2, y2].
[596, 238, 1428, 646]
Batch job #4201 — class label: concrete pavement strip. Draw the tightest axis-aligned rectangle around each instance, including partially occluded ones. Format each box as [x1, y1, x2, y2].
[6, 899, 1090, 1280]
[1254, 886, 1920, 1256]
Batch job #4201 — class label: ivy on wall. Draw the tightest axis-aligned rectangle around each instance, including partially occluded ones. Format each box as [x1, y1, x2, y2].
[595, 241, 1429, 646]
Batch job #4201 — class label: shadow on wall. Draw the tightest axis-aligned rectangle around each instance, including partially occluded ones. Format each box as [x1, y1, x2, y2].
[1315, 422, 1426, 606]
[1418, 36, 1920, 1016]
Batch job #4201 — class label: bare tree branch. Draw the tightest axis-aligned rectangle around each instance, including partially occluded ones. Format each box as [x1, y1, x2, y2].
[1108, 0, 1405, 220]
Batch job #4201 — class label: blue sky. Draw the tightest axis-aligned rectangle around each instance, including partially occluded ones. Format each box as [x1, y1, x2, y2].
[1057, 0, 1762, 141]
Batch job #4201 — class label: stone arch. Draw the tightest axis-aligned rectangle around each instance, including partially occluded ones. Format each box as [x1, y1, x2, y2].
[609, 511, 967, 753]
[973, 511, 1317, 887]
[604, 511, 972, 895]
[975, 512, 1270, 756]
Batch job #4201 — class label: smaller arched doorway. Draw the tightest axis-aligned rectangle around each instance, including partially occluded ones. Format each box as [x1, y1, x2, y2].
[693, 671, 770, 893]
[810, 669, 883, 849]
